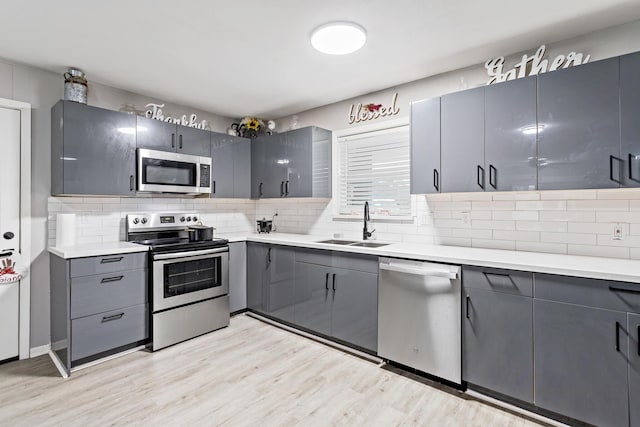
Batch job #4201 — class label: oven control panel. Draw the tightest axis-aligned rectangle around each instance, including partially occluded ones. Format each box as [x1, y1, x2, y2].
[126, 213, 200, 231]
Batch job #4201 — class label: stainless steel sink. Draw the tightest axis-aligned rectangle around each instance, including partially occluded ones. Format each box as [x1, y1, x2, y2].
[349, 242, 390, 248]
[316, 239, 359, 245]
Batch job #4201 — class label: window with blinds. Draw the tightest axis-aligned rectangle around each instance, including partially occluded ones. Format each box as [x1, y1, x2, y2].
[338, 125, 411, 217]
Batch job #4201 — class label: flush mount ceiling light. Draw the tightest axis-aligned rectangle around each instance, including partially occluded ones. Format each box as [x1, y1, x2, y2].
[311, 22, 367, 55]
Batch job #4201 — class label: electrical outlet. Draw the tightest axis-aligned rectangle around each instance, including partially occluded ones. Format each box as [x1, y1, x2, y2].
[612, 223, 624, 240]
[461, 211, 471, 225]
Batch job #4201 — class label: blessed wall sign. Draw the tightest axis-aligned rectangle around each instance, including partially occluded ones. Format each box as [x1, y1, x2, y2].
[145, 103, 209, 130]
[348, 92, 400, 124]
[485, 45, 591, 85]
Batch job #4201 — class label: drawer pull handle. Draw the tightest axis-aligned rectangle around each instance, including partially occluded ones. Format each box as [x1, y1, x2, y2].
[332, 273, 336, 291]
[100, 257, 123, 264]
[609, 286, 640, 295]
[101, 275, 124, 284]
[637, 324, 640, 356]
[615, 321, 621, 352]
[102, 313, 125, 323]
[482, 271, 517, 287]
[325, 273, 329, 291]
[466, 295, 470, 319]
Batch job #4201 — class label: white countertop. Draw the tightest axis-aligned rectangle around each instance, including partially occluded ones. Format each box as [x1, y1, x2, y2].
[49, 233, 640, 284]
[48, 242, 149, 259]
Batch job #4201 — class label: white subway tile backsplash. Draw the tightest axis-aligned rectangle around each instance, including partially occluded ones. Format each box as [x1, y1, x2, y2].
[493, 230, 539, 242]
[491, 192, 540, 201]
[516, 241, 567, 254]
[516, 221, 567, 232]
[472, 220, 516, 230]
[492, 210, 539, 221]
[597, 189, 640, 200]
[541, 232, 596, 245]
[472, 239, 516, 250]
[451, 228, 493, 239]
[472, 201, 516, 211]
[516, 200, 566, 211]
[568, 244, 630, 259]
[567, 200, 629, 211]
[541, 190, 597, 200]
[539, 211, 596, 222]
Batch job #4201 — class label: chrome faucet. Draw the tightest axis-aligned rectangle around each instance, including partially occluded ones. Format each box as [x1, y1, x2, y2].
[363, 201, 375, 240]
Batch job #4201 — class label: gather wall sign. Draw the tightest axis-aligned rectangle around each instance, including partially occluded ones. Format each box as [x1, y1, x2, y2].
[145, 103, 209, 130]
[348, 92, 400, 124]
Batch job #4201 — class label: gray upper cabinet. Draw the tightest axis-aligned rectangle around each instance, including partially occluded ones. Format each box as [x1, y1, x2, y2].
[51, 100, 136, 196]
[484, 76, 538, 192]
[629, 313, 640, 427]
[211, 133, 251, 198]
[463, 286, 533, 403]
[537, 58, 621, 190]
[251, 126, 332, 199]
[136, 115, 210, 157]
[534, 299, 629, 427]
[441, 86, 485, 192]
[621, 52, 640, 188]
[410, 98, 441, 194]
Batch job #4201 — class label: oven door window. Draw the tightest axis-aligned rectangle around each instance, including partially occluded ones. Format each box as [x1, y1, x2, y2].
[164, 256, 222, 298]
[142, 158, 197, 187]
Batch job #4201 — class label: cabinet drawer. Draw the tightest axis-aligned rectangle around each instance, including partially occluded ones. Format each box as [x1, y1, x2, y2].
[535, 273, 640, 313]
[463, 266, 533, 297]
[295, 248, 378, 273]
[70, 269, 147, 319]
[70, 252, 147, 278]
[71, 304, 148, 361]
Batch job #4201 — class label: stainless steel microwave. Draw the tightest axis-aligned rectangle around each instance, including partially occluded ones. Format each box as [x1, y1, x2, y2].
[137, 148, 212, 195]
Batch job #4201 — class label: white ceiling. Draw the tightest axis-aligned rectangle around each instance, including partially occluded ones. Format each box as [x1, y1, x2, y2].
[2, 1, 640, 119]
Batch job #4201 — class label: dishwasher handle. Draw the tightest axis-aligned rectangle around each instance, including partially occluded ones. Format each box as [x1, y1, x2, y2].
[379, 261, 459, 280]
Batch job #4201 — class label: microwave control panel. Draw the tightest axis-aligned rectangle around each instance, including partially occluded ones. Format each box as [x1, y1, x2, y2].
[200, 164, 211, 188]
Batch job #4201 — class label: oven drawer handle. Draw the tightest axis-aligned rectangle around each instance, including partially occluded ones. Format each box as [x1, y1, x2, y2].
[153, 247, 228, 260]
[102, 313, 125, 323]
[101, 275, 124, 284]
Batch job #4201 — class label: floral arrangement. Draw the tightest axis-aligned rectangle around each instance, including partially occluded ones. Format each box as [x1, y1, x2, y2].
[231, 116, 265, 138]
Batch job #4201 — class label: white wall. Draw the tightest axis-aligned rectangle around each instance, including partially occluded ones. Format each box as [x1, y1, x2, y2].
[258, 19, 640, 260]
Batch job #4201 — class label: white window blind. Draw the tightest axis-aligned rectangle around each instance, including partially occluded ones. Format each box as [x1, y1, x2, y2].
[338, 125, 411, 217]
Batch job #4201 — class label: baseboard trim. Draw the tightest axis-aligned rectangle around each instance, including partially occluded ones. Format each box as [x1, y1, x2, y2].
[48, 350, 69, 378]
[71, 345, 146, 373]
[465, 389, 568, 427]
[30, 344, 51, 358]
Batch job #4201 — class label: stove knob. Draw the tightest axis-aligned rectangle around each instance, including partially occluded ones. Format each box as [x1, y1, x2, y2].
[141, 217, 148, 224]
[186, 216, 192, 222]
[192, 216, 198, 222]
[132, 218, 139, 224]
[180, 217, 186, 222]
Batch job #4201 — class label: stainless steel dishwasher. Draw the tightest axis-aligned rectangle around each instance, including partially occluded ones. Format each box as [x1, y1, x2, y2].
[378, 257, 462, 385]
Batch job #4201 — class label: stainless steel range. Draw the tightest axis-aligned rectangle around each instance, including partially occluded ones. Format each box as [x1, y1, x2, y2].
[126, 213, 229, 351]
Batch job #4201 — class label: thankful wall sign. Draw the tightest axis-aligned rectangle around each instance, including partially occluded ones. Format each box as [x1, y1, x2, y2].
[348, 92, 400, 124]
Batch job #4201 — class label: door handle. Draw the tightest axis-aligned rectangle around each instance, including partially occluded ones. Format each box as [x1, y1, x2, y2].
[332, 273, 336, 291]
[212, 181, 216, 194]
[325, 273, 329, 290]
[179, 134, 183, 149]
[489, 165, 497, 189]
[171, 133, 175, 149]
[615, 321, 621, 352]
[267, 247, 271, 264]
[102, 313, 125, 323]
[610, 155, 622, 184]
[280, 181, 285, 197]
[466, 295, 470, 319]
[637, 324, 640, 356]
[0, 250, 13, 259]
[285, 181, 290, 195]
[101, 275, 124, 284]
[433, 169, 439, 192]
[629, 153, 640, 183]
[259, 182, 264, 197]
[100, 257, 123, 264]
[477, 165, 485, 190]
[130, 175, 135, 192]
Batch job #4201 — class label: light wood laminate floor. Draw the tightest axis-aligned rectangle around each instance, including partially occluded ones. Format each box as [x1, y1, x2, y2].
[0, 315, 543, 426]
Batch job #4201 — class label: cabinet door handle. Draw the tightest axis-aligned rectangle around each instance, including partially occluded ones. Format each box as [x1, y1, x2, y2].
[433, 169, 439, 192]
[178, 134, 183, 149]
[477, 165, 485, 189]
[332, 273, 336, 291]
[259, 182, 264, 197]
[629, 153, 639, 182]
[130, 175, 135, 192]
[100, 257, 123, 264]
[101, 275, 124, 284]
[637, 324, 640, 356]
[489, 165, 497, 189]
[212, 181, 216, 194]
[325, 273, 329, 290]
[171, 133, 175, 149]
[102, 313, 125, 323]
[285, 180, 290, 195]
[615, 321, 621, 352]
[267, 247, 271, 264]
[466, 295, 470, 319]
[609, 286, 640, 295]
[280, 181, 285, 197]
[610, 155, 622, 184]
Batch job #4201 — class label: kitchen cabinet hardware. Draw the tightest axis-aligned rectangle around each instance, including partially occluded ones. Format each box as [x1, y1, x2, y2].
[325, 273, 329, 290]
[489, 165, 497, 189]
[267, 247, 271, 264]
[609, 286, 640, 295]
[285, 180, 290, 195]
[100, 257, 123, 264]
[179, 134, 183, 149]
[637, 324, 640, 356]
[616, 321, 621, 351]
[610, 155, 623, 183]
[212, 181, 216, 194]
[129, 175, 134, 191]
[332, 273, 336, 291]
[280, 181, 285, 196]
[433, 169, 439, 191]
[171, 133, 175, 149]
[630, 153, 640, 182]
[100, 275, 124, 284]
[466, 295, 470, 319]
[477, 165, 485, 189]
[102, 313, 125, 323]
[2, 232, 14, 240]
[259, 182, 263, 197]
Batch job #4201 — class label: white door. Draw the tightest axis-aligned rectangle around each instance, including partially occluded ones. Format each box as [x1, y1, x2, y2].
[0, 107, 21, 361]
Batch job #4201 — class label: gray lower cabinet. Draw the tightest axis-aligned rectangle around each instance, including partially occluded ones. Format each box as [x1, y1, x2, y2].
[537, 58, 621, 190]
[136, 115, 211, 157]
[246, 243, 295, 323]
[211, 133, 251, 198]
[50, 252, 149, 376]
[228, 242, 247, 313]
[441, 86, 485, 192]
[410, 97, 441, 194]
[630, 313, 640, 427]
[534, 300, 629, 427]
[51, 100, 136, 196]
[463, 287, 533, 403]
[484, 76, 537, 192]
[621, 51, 640, 188]
[292, 261, 332, 336]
